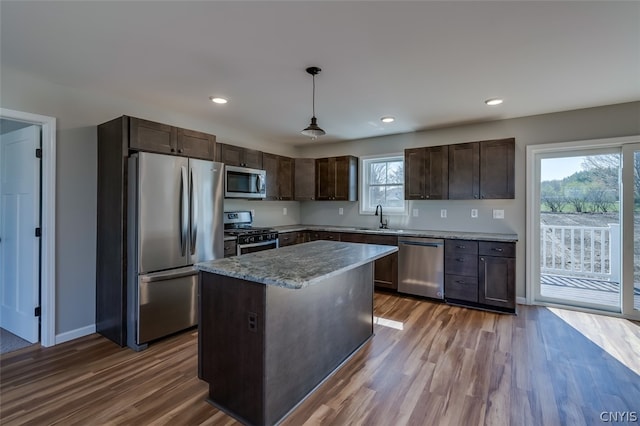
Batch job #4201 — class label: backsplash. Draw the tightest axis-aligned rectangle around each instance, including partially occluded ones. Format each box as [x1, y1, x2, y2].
[229, 198, 518, 235]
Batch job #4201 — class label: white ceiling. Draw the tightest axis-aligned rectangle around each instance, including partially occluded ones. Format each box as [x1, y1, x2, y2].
[1, 1, 639, 146]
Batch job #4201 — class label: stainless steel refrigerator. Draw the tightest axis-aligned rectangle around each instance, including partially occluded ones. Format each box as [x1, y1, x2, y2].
[127, 152, 224, 350]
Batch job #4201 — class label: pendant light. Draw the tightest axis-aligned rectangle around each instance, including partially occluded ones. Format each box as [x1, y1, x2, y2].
[301, 66, 326, 139]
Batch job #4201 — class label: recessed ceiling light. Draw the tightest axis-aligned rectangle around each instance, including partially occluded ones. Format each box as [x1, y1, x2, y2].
[485, 98, 503, 106]
[380, 116, 395, 123]
[209, 97, 228, 104]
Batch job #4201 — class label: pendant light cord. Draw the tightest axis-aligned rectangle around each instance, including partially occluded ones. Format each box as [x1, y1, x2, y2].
[312, 74, 316, 117]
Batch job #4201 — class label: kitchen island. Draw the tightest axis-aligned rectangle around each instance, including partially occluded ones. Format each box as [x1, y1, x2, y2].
[196, 240, 397, 426]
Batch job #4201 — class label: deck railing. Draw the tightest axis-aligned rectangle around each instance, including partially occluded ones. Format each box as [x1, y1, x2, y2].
[540, 224, 620, 281]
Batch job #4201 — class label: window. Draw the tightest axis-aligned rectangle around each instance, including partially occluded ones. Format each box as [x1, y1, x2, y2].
[360, 154, 405, 214]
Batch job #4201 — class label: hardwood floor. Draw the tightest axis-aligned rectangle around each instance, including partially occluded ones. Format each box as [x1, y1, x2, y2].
[1, 292, 638, 425]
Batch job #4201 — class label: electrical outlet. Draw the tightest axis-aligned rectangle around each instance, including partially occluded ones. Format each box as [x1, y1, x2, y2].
[493, 209, 505, 219]
[250, 209, 255, 218]
[440, 209, 447, 218]
[283, 207, 287, 216]
[471, 209, 478, 218]
[412, 209, 419, 217]
[338, 207, 344, 215]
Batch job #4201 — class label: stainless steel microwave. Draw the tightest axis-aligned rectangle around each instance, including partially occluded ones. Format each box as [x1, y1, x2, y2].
[225, 165, 266, 199]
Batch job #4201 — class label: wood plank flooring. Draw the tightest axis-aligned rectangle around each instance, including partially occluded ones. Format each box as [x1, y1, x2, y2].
[1, 292, 639, 425]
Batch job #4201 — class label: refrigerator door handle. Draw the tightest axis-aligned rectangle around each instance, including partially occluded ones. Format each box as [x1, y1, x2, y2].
[180, 166, 188, 256]
[190, 167, 197, 255]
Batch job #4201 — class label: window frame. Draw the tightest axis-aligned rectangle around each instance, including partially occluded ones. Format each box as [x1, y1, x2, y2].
[359, 153, 407, 215]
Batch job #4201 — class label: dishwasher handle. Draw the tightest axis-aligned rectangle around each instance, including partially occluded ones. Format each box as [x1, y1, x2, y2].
[399, 240, 443, 248]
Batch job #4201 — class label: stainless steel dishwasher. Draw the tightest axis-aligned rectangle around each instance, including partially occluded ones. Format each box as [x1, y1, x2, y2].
[398, 237, 444, 299]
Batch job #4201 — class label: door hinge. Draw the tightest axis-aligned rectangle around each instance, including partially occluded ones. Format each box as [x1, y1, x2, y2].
[35, 148, 42, 159]
[34, 307, 41, 317]
[35, 227, 42, 237]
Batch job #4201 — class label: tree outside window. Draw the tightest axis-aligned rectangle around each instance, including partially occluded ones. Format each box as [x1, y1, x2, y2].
[361, 155, 405, 214]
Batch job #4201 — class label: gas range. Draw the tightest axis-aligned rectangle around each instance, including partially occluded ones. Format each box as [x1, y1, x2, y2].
[223, 211, 279, 252]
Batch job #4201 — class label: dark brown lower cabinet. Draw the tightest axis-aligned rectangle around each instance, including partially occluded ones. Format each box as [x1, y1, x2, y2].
[340, 233, 398, 291]
[278, 231, 305, 247]
[479, 254, 516, 311]
[445, 239, 516, 313]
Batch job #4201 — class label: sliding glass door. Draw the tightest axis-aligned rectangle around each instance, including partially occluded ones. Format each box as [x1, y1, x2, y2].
[528, 137, 640, 319]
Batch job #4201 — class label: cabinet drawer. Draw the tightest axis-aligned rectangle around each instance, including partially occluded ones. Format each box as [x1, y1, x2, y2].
[445, 239, 478, 256]
[223, 240, 237, 257]
[445, 254, 478, 276]
[308, 231, 340, 241]
[278, 232, 299, 247]
[445, 274, 478, 302]
[479, 241, 515, 257]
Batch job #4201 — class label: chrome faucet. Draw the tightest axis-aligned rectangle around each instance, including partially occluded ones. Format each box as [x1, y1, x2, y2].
[375, 204, 388, 229]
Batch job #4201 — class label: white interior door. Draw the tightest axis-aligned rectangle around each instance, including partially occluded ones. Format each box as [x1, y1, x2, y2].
[0, 125, 41, 343]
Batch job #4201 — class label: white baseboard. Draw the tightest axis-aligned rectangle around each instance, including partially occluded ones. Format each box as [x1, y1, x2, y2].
[55, 324, 96, 345]
[516, 297, 527, 305]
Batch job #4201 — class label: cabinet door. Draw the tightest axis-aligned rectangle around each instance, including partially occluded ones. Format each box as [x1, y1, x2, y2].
[425, 145, 449, 200]
[278, 156, 294, 200]
[177, 128, 215, 160]
[480, 138, 515, 199]
[334, 156, 358, 201]
[129, 117, 176, 154]
[223, 240, 237, 257]
[243, 149, 263, 169]
[479, 256, 515, 310]
[404, 148, 426, 200]
[219, 144, 243, 167]
[294, 158, 316, 200]
[374, 252, 398, 290]
[315, 158, 334, 200]
[448, 142, 479, 199]
[262, 153, 280, 200]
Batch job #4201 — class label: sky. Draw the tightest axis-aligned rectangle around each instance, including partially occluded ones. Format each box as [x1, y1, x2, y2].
[541, 156, 585, 181]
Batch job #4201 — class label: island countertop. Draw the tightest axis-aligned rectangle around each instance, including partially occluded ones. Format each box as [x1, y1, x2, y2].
[195, 240, 397, 290]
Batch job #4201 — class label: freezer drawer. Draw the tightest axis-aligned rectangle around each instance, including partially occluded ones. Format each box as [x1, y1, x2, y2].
[136, 267, 198, 344]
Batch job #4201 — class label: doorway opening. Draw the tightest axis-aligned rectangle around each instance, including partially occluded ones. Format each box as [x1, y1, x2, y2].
[0, 108, 56, 348]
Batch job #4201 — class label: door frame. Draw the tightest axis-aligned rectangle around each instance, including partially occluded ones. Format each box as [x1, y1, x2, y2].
[0, 108, 56, 346]
[526, 135, 640, 319]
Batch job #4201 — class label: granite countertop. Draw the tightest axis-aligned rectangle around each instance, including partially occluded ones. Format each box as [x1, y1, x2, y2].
[273, 225, 518, 242]
[196, 240, 397, 289]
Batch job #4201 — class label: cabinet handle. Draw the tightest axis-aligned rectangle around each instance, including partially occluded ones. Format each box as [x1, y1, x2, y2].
[480, 257, 485, 262]
[171, 148, 176, 152]
[178, 149, 184, 153]
[456, 258, 465, 262]
[426, 195, 430, 199]
[420, 195, 424, 199]
[474, 195, 478, 199]
[492, 247, 504, 252]
[456, 245, 465, 249]
[455, 280, 466, 284]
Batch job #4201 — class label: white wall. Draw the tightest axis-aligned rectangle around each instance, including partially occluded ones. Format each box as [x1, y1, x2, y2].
[1, 62, 638, 336]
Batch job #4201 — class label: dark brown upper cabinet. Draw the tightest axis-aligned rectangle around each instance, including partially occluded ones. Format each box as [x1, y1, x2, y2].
[448, 142, 480, 199]
[479, 138, 515, 199]
[294, 158, 316, 200]
[316, 156, 358, 201]
[448, 138, 515, 200]
[263, 153, 294, 200]
[218, 143, 263, 169]
[129, 116, 215, 160]
[404, 145, 449, 200]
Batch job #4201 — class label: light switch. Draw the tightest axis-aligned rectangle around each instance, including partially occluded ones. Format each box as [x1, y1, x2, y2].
[440, 209, 447, 218]
[493, 209, 505, 219]
[250, 209, 256, 218]
[412, 209, 419, 217]
[471, 209, 478, 218]
[283, 207, 287, 216]
[338, 207, 344, 215]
